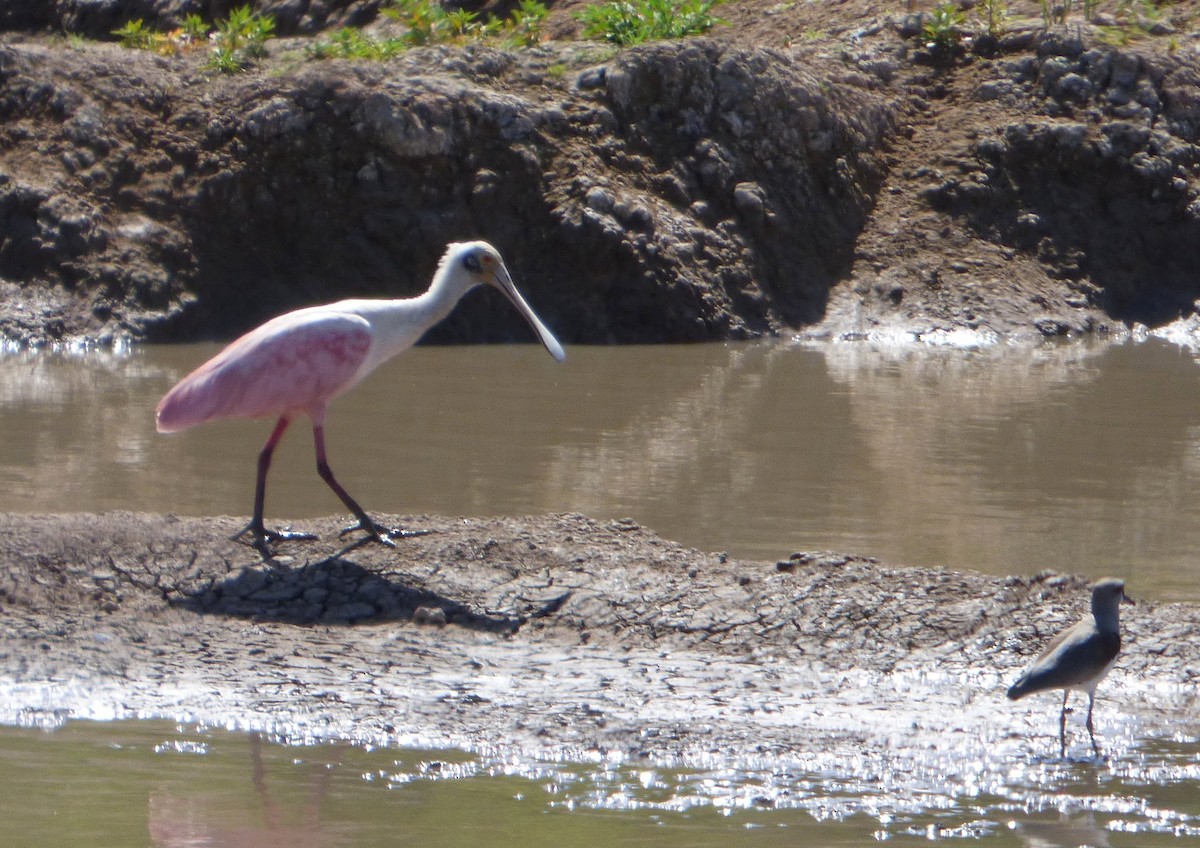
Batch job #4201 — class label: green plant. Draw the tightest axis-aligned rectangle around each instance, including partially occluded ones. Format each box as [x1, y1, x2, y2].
[113, 17, 195, 54]
[324, 0, 549, 57]
[505, 0, 549, 47]
[222, 5, 275, 57]
[308, 26, 408, 60]
[312, 26, 359, 59]
[444, 7, 487, 40]
[922, 2, 966, 50]
[1131, 0, 1164, 27]
[385, 0, 443, 45]
[1087, 0, 1169, 42]
[1095, 23, 1134, 44]
[207, 5, 276, 72]
[182, 13, 209, 42]
[310, 0, 551, 62]
[113, 18, 157, 49]
[208, 46, 244, 72]
[577, 0, 725, 46]
[977, 0, 1008, 37]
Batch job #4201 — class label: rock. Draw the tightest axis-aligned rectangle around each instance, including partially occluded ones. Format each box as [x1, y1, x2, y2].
[413, 605, 448, 626]
[584, 186, 615, 214]
[1054, 73, 1093, 103]
[576, 66, 607, 89]
[2, 1, 1200, 347]
[898, 13, 925, 39]
[975, 80, 1012, 102]
[732, 181, 766, 227]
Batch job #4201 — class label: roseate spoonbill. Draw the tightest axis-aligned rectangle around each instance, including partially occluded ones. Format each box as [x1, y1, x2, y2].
[1006, 578, 1132, 758]
[156, 240, 565, 556]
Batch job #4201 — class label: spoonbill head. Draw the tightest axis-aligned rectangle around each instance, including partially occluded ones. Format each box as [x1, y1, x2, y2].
[456, 240, 565, 363]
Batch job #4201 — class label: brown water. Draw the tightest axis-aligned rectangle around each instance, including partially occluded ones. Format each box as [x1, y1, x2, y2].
[4, 338, 1200, 844]
[1, 338, 1199, 600]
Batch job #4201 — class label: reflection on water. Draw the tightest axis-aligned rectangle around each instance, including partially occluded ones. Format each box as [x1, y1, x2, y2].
[1, 720, 1197, 848]
[149, 733, 340, 848]
[1, 339, 1199, 599]
[0, 722, 888, 848]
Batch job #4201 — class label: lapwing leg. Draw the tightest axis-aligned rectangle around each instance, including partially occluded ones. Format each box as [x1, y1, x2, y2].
[1086, 692, 1100, 757]
[1059, 690, 1070, 758]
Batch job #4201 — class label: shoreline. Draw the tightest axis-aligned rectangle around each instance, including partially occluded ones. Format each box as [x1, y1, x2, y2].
[1, 511, 1195, 767]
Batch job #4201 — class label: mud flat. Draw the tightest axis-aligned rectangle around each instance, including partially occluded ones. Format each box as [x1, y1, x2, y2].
[1, 511, 1197, 818]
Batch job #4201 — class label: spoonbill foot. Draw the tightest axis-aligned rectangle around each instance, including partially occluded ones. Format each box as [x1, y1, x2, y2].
[337, 519, 431, 546]
[232, 523, 318, 558]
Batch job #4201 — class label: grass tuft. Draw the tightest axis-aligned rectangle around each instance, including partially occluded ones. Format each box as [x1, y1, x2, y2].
[576, 0, 726, 47]
[309, 0, 551, 61]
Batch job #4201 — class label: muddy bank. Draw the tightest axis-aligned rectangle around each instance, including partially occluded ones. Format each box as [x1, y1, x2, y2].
[3, 2, 1200, 346]
[0, 35, 888, 346]
[1, 511, 1196, 764]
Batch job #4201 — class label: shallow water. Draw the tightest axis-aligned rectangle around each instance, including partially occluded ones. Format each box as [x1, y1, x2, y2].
[1, 719, 1198, 847]
[1, 337, 1199, 599]
[4, 337, 1200, 842]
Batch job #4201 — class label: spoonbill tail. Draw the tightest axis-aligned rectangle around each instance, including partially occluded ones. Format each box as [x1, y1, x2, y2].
[156, 240, 565, 556]
[1006, 577, 1132, 758]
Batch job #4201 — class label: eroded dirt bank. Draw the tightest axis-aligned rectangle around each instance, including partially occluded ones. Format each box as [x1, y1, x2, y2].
[1, 511, 1196, 770]
[4, 1, 1200, 346]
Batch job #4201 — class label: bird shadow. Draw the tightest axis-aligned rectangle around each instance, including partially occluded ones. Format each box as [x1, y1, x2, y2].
[170, 550, 526, 635]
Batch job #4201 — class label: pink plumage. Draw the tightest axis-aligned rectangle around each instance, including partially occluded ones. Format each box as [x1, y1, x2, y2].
[156, 311, 372, 432]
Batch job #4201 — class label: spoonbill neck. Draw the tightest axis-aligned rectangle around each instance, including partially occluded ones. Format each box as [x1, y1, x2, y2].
[411, 268, 480, 325]
[345, 272, 479, 368]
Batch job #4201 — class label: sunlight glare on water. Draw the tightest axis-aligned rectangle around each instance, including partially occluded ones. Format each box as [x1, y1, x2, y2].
[0, 720, 1198, 847]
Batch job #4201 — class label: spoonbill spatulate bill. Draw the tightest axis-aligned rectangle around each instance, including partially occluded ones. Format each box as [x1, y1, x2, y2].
[1006, 577, 1132, 758]
[156, 240, 565, 556]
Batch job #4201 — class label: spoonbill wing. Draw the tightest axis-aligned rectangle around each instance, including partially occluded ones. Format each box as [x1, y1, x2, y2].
[156, 310, 374, 433]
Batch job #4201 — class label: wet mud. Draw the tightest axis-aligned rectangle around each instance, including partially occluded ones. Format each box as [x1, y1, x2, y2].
[1, 511, 1197, 813]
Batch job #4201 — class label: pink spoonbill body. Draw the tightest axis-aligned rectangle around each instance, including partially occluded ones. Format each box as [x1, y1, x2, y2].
[156, 240, 565, 555]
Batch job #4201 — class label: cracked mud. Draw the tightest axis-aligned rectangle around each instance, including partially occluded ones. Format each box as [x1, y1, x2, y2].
[1, 512, 1196, 785]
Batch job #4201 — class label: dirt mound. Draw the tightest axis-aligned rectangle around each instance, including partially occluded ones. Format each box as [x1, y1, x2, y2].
[0, 35, 888, 345]
[1, 511, 1195, 761]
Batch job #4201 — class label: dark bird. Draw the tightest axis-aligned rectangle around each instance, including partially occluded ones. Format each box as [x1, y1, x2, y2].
[1007, 577, 1133, 758]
